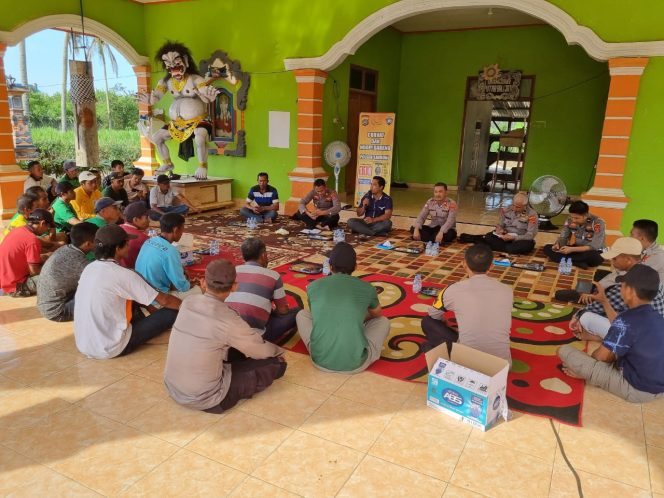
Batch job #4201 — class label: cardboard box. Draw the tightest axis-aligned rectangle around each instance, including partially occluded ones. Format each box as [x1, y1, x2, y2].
[425, 343, 509, 431]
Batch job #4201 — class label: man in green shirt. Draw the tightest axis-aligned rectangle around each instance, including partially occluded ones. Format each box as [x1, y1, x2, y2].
[52, 182, 81, 233]
[296, 242, 390, 372]
[102, 172, 129, 207]
[87, 197, 122, 228]
[58, 160, 80, 188]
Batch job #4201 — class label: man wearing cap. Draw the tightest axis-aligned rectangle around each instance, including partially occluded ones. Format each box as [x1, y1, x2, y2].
[120, 202, 151, 268]
[58, 160, 80, 188]
[630, 219, 664, 281]
[0, 209, 54, 297]
[459, 192, 538, 254]
[347, 176, 393, 237]
[226, 238, 301, 343]
[102, 172, 130, 207]
[52, 182, 81, 233]
[296, 242, 390, 372]
[135, 213, 199, 298]
[559, 264, 664, 402]
[149, 174, 198, 221]
[87, 197, 123, 229]
[37, 222, 97, 322]
[23, 160, 56, 200]
[164, 259, 286, 413]
[422, 244, 513, 362]
[74, 224, 181, 359]
[102, 160, 126, 190]
[569, 237, 664, 341]
[124, 168, 149, 204]
[71, 171, 101, 220]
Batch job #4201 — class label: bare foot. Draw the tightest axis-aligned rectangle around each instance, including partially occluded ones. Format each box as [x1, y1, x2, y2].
[562, 366, 584, 379]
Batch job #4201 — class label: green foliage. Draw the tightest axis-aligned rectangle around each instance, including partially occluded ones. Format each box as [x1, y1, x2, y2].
[29, 128, 141, 176]
[27, 85, 138, 131]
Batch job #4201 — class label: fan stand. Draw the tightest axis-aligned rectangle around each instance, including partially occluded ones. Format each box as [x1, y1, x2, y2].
[538, 216, 558, 231]
[333, 162, 341, 194]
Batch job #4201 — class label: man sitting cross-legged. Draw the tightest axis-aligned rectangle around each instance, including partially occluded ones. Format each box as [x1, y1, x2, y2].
[411, 182, 458, 244]
[101, 172, 130, 208]
[149, 174, 199, 221]
[543, 200, 605, 268]
[52, 182, 82, 233]
[0, 209, 54, 297]
[559, 264, 664, 402]
[164, 259, 287, 413]
[294, 178, 341, 229]
[347, 176, 393, 237]
[570, 237, 664, 341]
[421, 243, 513, 363]
[458, 192, 538, 254]
[37, 222, 98, 322]
[135, 213, 200, 299]
[226, 237, 301, 343]
[74, 224, 181, 359]
[296, 242, 390, 373]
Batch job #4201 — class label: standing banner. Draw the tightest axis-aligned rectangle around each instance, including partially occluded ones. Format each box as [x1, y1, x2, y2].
[353, 112, 396, 207]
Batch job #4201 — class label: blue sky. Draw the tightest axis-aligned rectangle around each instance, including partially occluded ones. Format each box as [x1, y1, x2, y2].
[4, 29, 137, 95]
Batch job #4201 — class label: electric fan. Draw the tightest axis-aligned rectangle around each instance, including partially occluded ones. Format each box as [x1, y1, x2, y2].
[323, 141, 351, 193]
[527, 175, 569, 230]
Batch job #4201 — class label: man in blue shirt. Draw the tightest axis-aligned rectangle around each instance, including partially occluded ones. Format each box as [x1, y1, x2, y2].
[240, 172, 279, 223]
[135, 213, 199, 298]
[347, 176, 393, 236]
[558, 264, 664, 402]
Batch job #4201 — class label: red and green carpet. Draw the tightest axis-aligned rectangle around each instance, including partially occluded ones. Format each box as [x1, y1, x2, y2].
[274, 263, 585, 426]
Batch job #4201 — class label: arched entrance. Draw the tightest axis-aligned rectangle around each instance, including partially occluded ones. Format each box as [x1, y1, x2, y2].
[0, 15, 155, 219]
[284, 0, 663, 240]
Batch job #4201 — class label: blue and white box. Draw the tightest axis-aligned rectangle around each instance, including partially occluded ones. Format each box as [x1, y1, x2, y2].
[424, 343, 509, 431]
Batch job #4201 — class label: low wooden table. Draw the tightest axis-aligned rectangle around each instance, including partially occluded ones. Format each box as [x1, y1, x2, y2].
[143, 175, 234, 212]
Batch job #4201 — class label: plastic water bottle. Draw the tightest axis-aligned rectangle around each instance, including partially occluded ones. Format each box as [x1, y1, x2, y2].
[322, 258, 330, 276]
[333, 229, 344, 244]
[432, 242, 440, 257]
[147, 228, 157, 238]
[425, 241, 433, 256]
[558, 258, 564, 274]
[209, 239, 220, 256]
[413, 274, 422, 294]
[564, 257, 573, 275]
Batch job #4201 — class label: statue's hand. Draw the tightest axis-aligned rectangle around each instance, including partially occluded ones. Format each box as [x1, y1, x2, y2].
[137, 92, 152, 105]
[194, 166, 208, 180]
[198, 85, 220, 103]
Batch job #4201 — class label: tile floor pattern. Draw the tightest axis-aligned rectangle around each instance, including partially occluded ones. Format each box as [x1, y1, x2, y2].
[1, 295, 664, 497]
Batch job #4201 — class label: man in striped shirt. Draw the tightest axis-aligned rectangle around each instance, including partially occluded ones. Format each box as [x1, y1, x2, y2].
[239, 172, 279, 223]
[226, 238, 300, 342]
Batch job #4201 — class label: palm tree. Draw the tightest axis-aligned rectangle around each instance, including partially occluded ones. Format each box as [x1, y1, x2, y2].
[18, 40, 29, 116]
[60, 31, 70, 132]
[87, 37, 118, 130]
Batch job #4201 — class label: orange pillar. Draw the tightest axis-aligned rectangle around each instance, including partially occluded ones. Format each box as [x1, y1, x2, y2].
[0, 43, 26, 220]
[132, 65, 160, 175]
[582, 57, 648, 244]
[285, 69, 329, 215]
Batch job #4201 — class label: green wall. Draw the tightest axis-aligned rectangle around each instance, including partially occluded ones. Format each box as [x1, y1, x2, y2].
[622, 57, 664, 233]
[322, 27, 402, 191]
[396, 26, 609, 195]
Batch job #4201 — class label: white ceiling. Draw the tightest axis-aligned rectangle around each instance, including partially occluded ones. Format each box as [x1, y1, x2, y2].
[392, 7, 545, 33]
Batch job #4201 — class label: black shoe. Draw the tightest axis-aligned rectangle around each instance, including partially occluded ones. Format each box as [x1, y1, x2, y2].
[168, 172, 181, 180]
[554, 289, 580, 302]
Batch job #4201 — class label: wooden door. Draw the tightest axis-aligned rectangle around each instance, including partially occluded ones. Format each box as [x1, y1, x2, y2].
[346, 91, 377, 194]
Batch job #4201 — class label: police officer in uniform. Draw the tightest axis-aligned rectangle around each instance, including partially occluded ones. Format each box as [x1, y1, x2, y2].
[543, 200, 605, 268]
[458, 192, 538, 254]
[411, 182, 457, 244]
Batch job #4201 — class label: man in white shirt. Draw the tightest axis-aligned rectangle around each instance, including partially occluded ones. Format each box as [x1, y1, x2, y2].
[74, 224, 181, 359]
[23, 160, 56, 201]
[631, 219, 664, 280]
[149, 174, 199, 220]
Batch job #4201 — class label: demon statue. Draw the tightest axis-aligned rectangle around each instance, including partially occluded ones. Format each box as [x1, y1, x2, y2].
[139, 41, 219, 180]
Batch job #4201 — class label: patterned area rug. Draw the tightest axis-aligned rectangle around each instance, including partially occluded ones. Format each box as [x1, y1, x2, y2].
[275, 265, 585, 426]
